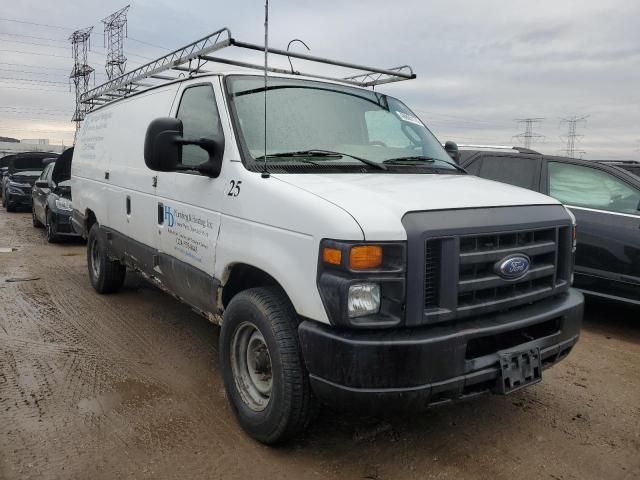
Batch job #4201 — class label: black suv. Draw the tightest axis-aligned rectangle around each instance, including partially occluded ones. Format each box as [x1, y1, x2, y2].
[459, 147, 639, 306]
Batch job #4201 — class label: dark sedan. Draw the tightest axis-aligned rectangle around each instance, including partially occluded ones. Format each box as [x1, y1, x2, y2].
[31, 148, 79, 242]
[459, 147, 640, 305]
[3, 152, 58, 211]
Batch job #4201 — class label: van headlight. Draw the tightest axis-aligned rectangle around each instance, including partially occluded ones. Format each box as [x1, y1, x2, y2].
[55, 198, 72, 211]
[317, 239, 406, 328]
[348, 283, 381, 318]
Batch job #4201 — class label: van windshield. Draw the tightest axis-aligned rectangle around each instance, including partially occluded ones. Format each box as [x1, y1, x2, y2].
[226, 75, 457, 173]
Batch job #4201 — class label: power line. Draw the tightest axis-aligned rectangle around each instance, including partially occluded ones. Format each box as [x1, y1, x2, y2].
[0, 31, 68, 43]
[0, 61, 77, 72]
[0, 76, 68, 85]
[129, 36, 170, 51]
[0, 49, 71, 59]
[0, 17, 73, 30]
[0, 83, 69, 92]
[514, 118, 544, 149]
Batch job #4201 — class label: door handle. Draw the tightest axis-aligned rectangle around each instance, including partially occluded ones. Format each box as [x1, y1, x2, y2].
[157, 202, 164, 225]
[126, 196, 131, 215]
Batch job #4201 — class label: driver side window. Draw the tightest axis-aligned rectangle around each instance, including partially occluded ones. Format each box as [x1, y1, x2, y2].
[176, 84, 222, 167]
[548, 162, 640, 214]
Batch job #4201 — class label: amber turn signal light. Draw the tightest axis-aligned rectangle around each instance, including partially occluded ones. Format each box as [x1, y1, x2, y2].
[349, 245, 383, 270]
[322, 247, 342, 265]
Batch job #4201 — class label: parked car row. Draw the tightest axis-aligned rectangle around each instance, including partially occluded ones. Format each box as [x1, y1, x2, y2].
[0, 148, 80, 243]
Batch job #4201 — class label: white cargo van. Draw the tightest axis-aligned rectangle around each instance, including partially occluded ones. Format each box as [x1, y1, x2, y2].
[72, 29, 583, 444]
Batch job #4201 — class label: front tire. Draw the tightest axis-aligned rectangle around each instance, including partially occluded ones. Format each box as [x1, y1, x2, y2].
[45, 211, 60, 242]
[87, 223, 126, 293]
[220, 287, 314, 444]
[32, 209, 43, 228]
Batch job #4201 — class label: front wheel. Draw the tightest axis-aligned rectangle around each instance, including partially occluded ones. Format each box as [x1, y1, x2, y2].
[45, 211, 60, 242]
[32, 209, 43, 228]
[87, 223, 126, 293]
[220, 287, 315, 444]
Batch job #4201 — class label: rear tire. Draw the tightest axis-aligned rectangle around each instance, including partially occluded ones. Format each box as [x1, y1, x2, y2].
[220, 287, 314, 444]
[87, 223, 126, 294]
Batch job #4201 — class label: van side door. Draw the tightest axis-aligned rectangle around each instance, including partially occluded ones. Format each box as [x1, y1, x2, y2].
[543, 160, 640, 302]
[155, 81, 226, 314]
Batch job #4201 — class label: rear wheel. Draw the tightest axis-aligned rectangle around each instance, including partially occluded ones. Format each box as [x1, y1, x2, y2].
[220, 287, 314, 444]
[87, 223, 126, 293]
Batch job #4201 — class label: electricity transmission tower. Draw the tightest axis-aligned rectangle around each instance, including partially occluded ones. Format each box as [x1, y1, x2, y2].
[69, 26, 94, 135]
[560, 115, 589, 158]
[102, 5, 130, 79]
[514, 118, 544, 149]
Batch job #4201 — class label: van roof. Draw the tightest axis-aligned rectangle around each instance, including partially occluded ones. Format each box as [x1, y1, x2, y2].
[81, 27, 415, 114]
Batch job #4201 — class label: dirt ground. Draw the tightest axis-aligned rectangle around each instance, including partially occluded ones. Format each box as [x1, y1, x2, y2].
[0, 209, 638, 480]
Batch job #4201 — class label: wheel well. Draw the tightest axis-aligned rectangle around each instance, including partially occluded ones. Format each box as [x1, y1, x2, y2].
[221, 264, 281, 308]
[85, 209, 97, 233]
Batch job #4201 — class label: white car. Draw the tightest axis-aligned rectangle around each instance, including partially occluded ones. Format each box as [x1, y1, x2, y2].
[72, 29, 583, 444]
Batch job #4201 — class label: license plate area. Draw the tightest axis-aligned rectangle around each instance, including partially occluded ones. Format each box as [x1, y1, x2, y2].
[495, 348, 542, 394]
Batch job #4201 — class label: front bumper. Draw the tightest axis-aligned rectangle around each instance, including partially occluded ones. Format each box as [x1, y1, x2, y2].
[51, 210, 80, 236]
[6, 190, 32, 206]
[299, 289, 583, 410]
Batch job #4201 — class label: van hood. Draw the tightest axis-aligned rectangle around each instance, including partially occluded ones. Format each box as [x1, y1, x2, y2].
[273, 173, 560, 240]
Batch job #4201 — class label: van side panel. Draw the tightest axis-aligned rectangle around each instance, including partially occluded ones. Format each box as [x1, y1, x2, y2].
[216, 172, 365, 325]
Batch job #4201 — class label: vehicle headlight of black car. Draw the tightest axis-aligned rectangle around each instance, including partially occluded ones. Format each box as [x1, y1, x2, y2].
[8, 181, 30, 194]
[54, 197, 73, 212]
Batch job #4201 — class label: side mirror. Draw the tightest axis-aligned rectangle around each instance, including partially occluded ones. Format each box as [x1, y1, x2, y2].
[144, 117, 224, 177]
[444, 141, 460, 164]
[34, 180, 49, 188]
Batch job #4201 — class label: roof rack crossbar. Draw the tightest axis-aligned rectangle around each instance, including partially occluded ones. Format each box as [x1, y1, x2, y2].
[199, 55, 370, 86]
[80, 26, 416, 112]
[228, 39, 416, 80]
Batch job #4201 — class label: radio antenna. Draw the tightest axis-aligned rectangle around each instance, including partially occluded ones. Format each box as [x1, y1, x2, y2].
[261, 0, 270, 178]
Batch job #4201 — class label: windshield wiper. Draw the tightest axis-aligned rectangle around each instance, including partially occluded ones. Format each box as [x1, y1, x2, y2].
[382, 155, 467, 173]
[255, 149, 387, 170]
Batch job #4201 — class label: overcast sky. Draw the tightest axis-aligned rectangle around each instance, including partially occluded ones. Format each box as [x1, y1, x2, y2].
[1, 0, 638, 158]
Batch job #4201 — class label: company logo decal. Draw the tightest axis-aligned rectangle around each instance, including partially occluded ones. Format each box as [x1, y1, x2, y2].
[495, 254, 531, 280]
[164, 205, 175, 227]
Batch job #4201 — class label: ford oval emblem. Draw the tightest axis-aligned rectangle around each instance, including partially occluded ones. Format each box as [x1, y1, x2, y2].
[495, 254, 531, 280]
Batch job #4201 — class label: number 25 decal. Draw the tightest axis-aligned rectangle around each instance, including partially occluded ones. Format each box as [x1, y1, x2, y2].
[227, 180, 242, 197]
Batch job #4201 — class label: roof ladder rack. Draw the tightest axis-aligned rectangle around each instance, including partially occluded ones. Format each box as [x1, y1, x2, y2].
[81, 26, 416, 111]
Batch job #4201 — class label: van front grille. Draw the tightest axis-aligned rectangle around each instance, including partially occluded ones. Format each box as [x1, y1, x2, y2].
[422, 226, 571, 323]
